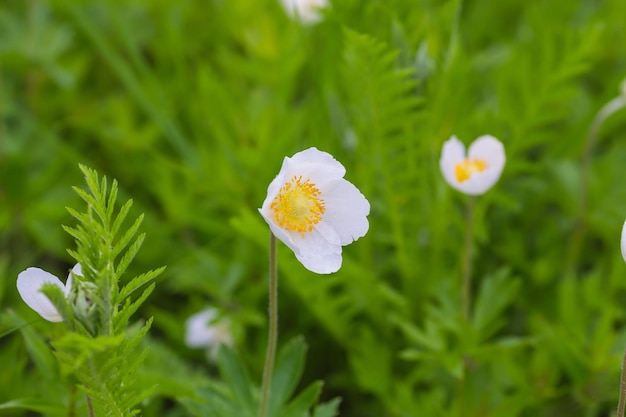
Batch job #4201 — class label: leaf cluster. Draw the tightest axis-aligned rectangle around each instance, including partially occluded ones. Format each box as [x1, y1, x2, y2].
[48, 165, 163, 416]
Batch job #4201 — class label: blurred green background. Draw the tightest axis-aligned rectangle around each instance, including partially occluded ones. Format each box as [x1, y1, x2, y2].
[1, 0, 626, 416]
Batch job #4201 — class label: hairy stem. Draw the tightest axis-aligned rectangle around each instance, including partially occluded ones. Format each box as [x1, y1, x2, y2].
[618, 345, 626, 417]
[258, 232, 278, 417]
[462, 197, 476, 322]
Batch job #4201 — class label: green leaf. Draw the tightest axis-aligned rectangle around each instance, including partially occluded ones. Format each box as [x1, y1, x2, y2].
[111, 198, 134, 238]
[312, 397, 341, 417]
[472, 269, 519, 342]
[114, 283, 156, 332]
[114, 234, 146, 282]
[216, 345, 255, 416]
[40, 282, 73, 324]
[112, 214, 144, 259]
[267, 336, 308, 417]
[0, 399, 65, 414]
[10, 313, 59, 380]
[118, 267, 166, 302]
[278, 381, 323, 417]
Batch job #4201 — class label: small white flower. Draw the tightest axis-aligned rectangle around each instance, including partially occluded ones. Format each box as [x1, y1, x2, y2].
[16, 264, 81, 322]
[259, 147, 370, 274]
[185, 308, 233, 358]
[440, 135, 506, 195]
[621, 220, 626, 263]
[280, 0, 329, 24]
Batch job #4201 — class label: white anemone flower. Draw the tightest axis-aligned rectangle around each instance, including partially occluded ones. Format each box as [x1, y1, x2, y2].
[621, 220, 626, 263]
[280, 0, 329, 24]
[16, 264, 81, 322]
[185, 308, 233, 359]
[259, 147, 370, 274]
[440, 135, 506, 195]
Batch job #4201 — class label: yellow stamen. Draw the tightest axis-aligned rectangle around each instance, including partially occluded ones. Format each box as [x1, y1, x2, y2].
[455, 158, 488, 182]
[271, 175, 325, 235]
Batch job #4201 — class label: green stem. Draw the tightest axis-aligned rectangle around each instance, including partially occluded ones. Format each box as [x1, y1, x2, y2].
[87, 395, 95, 417]
[458, 196, 476, 416]
[567, 96, 625, 274]
[462, 197, 475, 322]
[258, 232, 278, 417]
[618, 344, 626, 417]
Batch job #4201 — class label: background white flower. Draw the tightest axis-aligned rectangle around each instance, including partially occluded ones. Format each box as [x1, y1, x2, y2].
[259, 147, 370, 274]
[440, 135, 506, 195]
[280, 0, 329, 24]
[621, 220, 626, 263]
[16, 264, 80, 322]
[185, 308, 233, 359]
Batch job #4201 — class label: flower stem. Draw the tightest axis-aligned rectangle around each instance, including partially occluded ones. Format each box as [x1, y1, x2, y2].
[86, 395, 95, 417]
[462, 197, 476, 323]
[567, 96, 625, 274]
[258, 232, 278, 417]
[618, 344, 626, 417]
[458, 196, 476, 415]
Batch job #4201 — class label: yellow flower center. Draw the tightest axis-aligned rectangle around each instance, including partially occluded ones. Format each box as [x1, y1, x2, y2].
[455, 158, 488, 182]
[271, 175, 325, 234]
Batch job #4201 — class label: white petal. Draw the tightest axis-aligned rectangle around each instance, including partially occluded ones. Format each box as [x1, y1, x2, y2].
[465, 135, 506, 195]
[16, 268, 65, 322]
[290, 230, 343, 274]
[185, 309, 218, 348]
[468, 135, 505, 177]
[621, 220, 626, 263]
[284, 149, 346, 189]
[259, 148, 344, 220]
[440, 135, 506, 195]
[263, 157, 290, 207]
[259, 147, 368, 274]
[290, 148, 346, 175]
[65, 263, 82, 296]
[439, 136, 466, 191]
[280, 0, 328, 24]
[318, 179, 370, 245]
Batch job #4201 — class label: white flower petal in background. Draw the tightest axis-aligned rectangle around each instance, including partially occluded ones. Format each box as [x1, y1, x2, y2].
[65, 263, 83, 297]
[17, 267, 68, 322]
[280, 0, 329, 24]
[621, 220, 626, 262]
[259, 147, 370, 274]
[185, 308, 233, 359]
[439, 135, 506, 195]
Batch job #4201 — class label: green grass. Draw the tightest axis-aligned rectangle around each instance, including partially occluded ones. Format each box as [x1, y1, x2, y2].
[1, 0, 626, 416]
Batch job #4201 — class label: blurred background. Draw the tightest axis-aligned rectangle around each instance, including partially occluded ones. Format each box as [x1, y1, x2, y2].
[1, 0, 626, 416]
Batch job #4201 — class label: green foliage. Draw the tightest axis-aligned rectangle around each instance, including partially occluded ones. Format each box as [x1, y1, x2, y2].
[182, 337, 339, 417]
[1, 0, 626, 416]
[56, 167, 163, 416]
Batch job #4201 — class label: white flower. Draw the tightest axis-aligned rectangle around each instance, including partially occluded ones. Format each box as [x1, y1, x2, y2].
[440, 135, 506, 195]
[16, 264, 81, 322]
[280, 0, 329, 24]
[621, 220, 626, 263]
[185, 308, 233, 358]
[259, 147, 370, 274]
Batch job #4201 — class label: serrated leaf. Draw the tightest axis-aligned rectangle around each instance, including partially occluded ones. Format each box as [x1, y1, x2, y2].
[114, 234, 146, 281]
[112, 214, 144, 259]
[111, 198, 134, 237]
[114, 283, 156, 332]
[118, 267, 165, 302]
